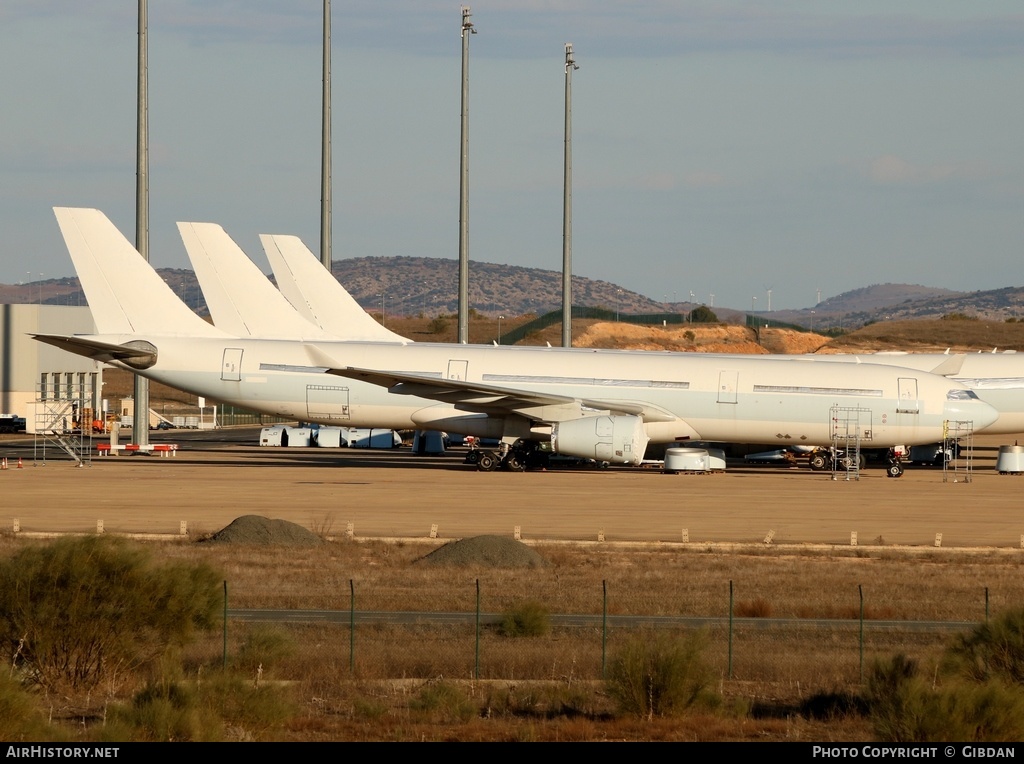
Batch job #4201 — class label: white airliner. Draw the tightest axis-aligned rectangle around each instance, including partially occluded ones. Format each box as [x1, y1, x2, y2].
[243, 226, 1024, 438]
[37, 208, 997, 473]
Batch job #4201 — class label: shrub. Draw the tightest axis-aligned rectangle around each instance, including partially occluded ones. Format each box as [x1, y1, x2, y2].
[497, 601, 551, 638]
[102, 674, 294, 741]
[866, 653, 1024, 742]
[689, 306, 719, 323]
[0, 536, 222, 693]
[235, 626, 296, 676]
[606, 631, 717, 718]
[409, 681, 474, 723]
[946, 608, 1024, 683]
[0, 673, 58, 740]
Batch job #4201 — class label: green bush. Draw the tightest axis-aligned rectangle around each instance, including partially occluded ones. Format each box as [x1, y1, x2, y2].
[0, 673, 60, 740]
[689, 305, 719, 323]
[0, 536, 222, 693]
[946, 608, 1024, 683]
[409, 681, 475, 723]
[497, 601, 550, 638]
[235, 625, 296, 676]
[606, 631, 717, 718]
[101, 675, 294, 742]
[866, 653, 1024, 742]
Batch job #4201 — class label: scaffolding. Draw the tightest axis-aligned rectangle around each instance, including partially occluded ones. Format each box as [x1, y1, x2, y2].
[33, 372, 98, 466]
[942, 419, 975, 483]
[830, 405, 872, 481]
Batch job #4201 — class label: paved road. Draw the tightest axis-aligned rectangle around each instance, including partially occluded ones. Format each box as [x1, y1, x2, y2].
[228, 607, 979, 633]
[2, 427, 1022, 548]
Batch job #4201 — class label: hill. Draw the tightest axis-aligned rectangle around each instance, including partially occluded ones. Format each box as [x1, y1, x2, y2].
[3, 259, 1023, 328]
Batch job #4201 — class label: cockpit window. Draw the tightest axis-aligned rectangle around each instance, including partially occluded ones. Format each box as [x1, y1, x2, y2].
[947, 389, 979, 400]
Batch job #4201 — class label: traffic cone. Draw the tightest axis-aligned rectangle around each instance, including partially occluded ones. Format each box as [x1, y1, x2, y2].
[16, 458, 22, 469]
[1, 458, 6, 470]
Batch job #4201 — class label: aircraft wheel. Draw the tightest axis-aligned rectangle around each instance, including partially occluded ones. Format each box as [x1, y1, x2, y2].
[477, 452, 498, 472]
[504, 454, 526, 472]
[809, 453, 828, 471]
[887, 463, 904, 479]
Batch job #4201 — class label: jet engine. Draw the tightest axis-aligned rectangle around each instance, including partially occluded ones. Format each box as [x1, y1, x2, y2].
[551, 414, 649, 466]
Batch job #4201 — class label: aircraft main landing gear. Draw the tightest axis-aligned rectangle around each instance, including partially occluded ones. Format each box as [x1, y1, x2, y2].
[886, 449, 905, 478]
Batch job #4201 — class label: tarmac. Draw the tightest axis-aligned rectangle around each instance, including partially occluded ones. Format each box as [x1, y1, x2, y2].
[1, 427, 1023, 549]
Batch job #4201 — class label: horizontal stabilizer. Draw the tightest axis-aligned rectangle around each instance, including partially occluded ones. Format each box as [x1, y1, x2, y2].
[32, 334, 156, 367]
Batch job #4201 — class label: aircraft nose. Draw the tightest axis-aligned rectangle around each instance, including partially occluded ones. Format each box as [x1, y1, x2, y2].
[943, 395, 998, 433]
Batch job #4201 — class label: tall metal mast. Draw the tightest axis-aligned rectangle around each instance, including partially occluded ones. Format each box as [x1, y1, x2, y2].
[561, 43, 578, 348]
[457, 6, 476, 344]
[133, 0, 150, 448]
[320, 0, 332, 269]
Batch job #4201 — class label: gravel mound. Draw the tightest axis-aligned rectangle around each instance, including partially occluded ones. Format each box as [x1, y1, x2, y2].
[416, 535, 550, 568]
[206, 515, 324, 546]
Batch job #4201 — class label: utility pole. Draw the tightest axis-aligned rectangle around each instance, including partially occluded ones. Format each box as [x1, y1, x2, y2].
[133, 0, 150, 449]
[457, 7, 476, 344]
[320, 0, 332, 269]
[561, 43, 578, 348]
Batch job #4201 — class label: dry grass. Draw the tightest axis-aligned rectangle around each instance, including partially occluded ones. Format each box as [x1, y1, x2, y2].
[3, 535, 1022, 740]
[136, 539, 1024, 623]
[825, 319, 1024, 353]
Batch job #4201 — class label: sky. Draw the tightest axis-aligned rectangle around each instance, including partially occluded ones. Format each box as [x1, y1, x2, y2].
[1, 1, 1022, 312]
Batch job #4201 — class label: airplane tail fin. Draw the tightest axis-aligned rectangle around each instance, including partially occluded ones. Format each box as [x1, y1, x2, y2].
[261, 234, 410, 343]
[53, 207, 226, 337]
[178, 222, 337, 340]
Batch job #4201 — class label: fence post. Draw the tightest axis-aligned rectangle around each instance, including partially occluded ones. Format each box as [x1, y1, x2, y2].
[728, 579, 734, 679]
[475, 579, 481, 680]
[349, 579, 355, 675]
[859, 584, 864, 683]
[222, 580, 228, 670]
[602, 579, 607, 679]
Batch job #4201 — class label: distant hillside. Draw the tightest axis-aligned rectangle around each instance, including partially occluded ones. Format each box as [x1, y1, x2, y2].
[3, 261, 1023, 327]
[331, 257, 665, 317]
[769, 283, 1024, 329]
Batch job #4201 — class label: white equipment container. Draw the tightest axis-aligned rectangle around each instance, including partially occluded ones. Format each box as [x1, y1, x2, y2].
[664, 447, 710, 473]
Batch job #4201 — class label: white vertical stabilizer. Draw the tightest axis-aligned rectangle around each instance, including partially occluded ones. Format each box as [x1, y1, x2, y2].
[261, 234, 409, 343]
[53, 207, 226, 338]
[178, 222, 336, 341]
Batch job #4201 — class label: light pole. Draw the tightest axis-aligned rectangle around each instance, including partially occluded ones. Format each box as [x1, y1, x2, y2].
[457, 6, 476, 344]
[38, 273, 43, 305]
[497, 314, 504, 345]
[616, 288, 623, 322]
[751, 296, 757, 329]
[379, 293, 386, 327]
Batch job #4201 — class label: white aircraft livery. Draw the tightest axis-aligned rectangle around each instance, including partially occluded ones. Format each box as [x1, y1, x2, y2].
[36, 208, 997, 472]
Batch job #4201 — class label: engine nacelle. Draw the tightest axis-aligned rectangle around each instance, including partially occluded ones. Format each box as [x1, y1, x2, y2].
[551, 415, 649, 466]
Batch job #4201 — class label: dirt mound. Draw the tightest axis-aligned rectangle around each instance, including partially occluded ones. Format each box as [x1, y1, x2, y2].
[206, 515, 324, 546]
[576, 322, 767, 353]
[758, 328, 831, 354]
[415, 535, 550, 568]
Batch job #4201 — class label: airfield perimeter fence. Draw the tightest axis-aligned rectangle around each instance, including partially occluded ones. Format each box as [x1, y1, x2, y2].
[207, 578, 1015, 686]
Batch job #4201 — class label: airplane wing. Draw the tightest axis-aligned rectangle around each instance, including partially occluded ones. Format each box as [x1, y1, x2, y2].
[261, 358, 678, 423]
[32, 334, 157, 366]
